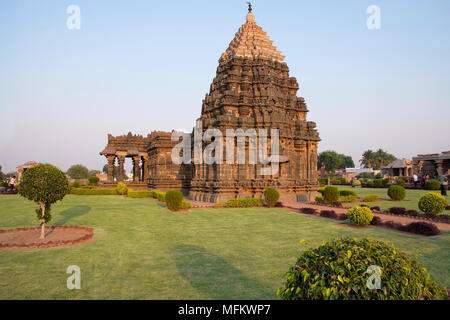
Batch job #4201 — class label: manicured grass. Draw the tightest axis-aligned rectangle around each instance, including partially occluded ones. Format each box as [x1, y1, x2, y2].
[0, 194, 449, 299]
[340, 185, 450, 212]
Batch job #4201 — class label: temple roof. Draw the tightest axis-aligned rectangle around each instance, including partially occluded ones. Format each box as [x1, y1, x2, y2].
[220, 11, 285, 63]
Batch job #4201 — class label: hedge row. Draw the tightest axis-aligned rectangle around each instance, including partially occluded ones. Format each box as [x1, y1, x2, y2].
[70, 188, 118, 195]
[225, 198, 264, 208]
[372, 206, 450, 224]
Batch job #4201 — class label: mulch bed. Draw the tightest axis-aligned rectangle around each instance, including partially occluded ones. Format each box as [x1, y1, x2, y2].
[0, 226, 94, 251]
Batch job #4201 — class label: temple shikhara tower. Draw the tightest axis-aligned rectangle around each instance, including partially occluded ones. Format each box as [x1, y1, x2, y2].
[100, 6, 320, 203]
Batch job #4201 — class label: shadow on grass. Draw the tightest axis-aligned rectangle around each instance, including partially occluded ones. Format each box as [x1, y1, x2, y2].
[171, 245, 276, 299]
[54, 205, 91, 226]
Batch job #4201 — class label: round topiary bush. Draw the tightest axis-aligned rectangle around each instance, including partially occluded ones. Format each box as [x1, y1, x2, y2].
[323, 186, 339, 204]
[347, 206, 374, 226]
[277, 238, 447, 300]
[373, 179, 383, 188]
[418, 192, 448, 214]
[88, 176, 100, 185]
[165, 190, 184, 211]
[387, 185, 406, 201]
[352, 179, 361, 188]
[425, 179, 441, 190]
[18, 164, 70, 239]
[264, 188, 280, 207]
[72, 181, 81, 188]
[396, 179, 406, 187]
[115, 182, 128, 195]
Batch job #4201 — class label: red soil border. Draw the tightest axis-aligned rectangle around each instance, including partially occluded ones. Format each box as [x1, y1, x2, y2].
[0, 226, 94, 250]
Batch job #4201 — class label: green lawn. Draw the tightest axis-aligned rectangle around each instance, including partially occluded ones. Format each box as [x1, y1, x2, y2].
[0, 194, 449, 299]
[340, 185, 450, 212]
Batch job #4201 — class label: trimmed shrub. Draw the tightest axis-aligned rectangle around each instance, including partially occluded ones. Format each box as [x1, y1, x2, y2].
[332, 202, 343, 208]
[151, 190, 166, 202]
[370, 216, 382, 225]
[405, 210, 419, 217]
[337, 213, 347, 220]
[419, 192, 447, 214]
[425, 179, 440, 190]
[365, 180, 374, 187]
[88, 176, 100, 185]
[339, 190, 357, 197]
[382, 178, 389, 186]
[165, 190, 184, 211]
[315, 196, 324, 204]
[115, 182, 128, 195]
[396, 179, 406, 187]
[317, 187, 325, 196]
[438, 214, 450, 223]
[373, 179, 383, 188]
[403, 222, 440, 236]
[423, 212, 437, 220]
[347, 206, 374, 226]
[71, 188, 117, 195]
[225, 198, 264, 208]
[278, 238, 447, 300]
[352, 179, 361, 188]
[213, 202, 226, 208]
[362, 194, 379, 202]
[264, 188, 280, 207]
[323, 186, 339, 204]
[389, 207, 406, 215]
[300, 207, 317, 214]
[72, 181, 81, 188]
[340, 195, 357, 203]
[320, 210, 337, 219]
[127, 190, 154, 198]
[317, 178, 328, 185]
[339, 190, 357, 202]
[181, 200, 192, 210]
[387, 185, 406, 201]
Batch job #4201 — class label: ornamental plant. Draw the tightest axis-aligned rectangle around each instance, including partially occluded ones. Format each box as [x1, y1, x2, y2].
[347, 206, 374, 226]
[165, 190, 184, 211]
[396, 179, 406, 187]
[88, 175, 100, 185]
[264, 188, 280, 207]
[418, 192, 447, 214]
[277, 238, 447, 300]
[362, 194, 379, 202]
[323, 186, 339, 204]
[373, 179, 383, 188]
[387, 185, 406, 201]
[425, 179, 441, 190]
[352, 179, 361, 188]
[115, 182, 128, 195]
[18, 164, 70, 239]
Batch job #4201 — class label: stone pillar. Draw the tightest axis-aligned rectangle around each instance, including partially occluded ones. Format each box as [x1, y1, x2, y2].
[118, 156, 125, 182]
[142, 156, 149, 182]
[106, 155, 116, 182]
[132, 156, 140, 182]
[436, 160, 444, 176]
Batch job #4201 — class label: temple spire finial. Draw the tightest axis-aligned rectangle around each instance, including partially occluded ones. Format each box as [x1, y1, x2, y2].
[245, 2, 255, 23]
[247, 2, 252, 13]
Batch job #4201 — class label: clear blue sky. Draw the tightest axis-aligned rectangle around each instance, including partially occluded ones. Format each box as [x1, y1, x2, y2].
[1, 0, 449, 173]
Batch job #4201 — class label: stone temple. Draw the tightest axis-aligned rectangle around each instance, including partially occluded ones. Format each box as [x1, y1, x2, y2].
[100, 7, 320, 203]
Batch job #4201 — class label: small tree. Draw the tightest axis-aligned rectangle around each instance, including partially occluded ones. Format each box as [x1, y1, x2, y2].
[18, 164, 69, 239]
[67, 164, 89, 179]
[264, 188, 280, 207]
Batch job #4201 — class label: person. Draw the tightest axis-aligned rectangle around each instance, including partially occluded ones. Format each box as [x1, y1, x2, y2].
[440, 174, 448, 196]
[8, 176, 16, 190]
[413, 173, 418, 188]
